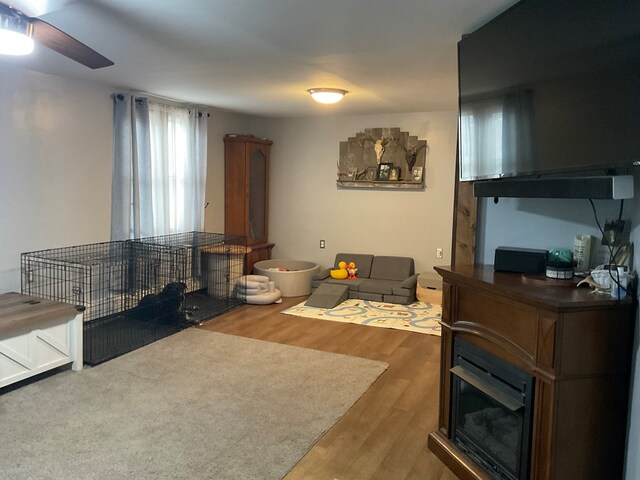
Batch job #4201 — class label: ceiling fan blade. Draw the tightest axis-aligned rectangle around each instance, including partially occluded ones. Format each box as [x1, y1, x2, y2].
[30, 17, 113, 69]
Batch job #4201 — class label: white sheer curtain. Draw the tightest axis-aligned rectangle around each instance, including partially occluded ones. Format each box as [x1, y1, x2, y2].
[111, 94, 208, 240]
[459, 97, 503, 180]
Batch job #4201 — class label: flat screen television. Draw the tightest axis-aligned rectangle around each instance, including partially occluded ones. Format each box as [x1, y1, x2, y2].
[458, 0, 640, 182]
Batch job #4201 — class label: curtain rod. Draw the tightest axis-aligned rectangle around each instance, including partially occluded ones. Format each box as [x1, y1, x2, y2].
[131, 91, 211, 117]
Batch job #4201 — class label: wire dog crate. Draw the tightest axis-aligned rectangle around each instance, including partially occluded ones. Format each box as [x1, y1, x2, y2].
[21, 232, 247, 365]
[133, 231, 248, 321]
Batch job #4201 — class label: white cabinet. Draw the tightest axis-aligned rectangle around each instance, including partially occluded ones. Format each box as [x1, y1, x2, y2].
[1, 292, 83, 388]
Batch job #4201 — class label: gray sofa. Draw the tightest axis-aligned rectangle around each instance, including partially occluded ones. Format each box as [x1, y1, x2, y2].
[311, 253, 418, 304]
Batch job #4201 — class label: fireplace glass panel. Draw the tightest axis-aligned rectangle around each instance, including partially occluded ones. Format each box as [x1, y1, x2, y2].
[456, 377, 523, 477]
[451, 339, 534, 480]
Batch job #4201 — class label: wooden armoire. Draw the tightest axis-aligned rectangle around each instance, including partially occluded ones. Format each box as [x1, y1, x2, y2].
[224, 135, 274, 273]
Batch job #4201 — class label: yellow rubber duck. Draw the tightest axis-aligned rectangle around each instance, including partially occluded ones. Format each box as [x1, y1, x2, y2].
[330, 261, 348, 279]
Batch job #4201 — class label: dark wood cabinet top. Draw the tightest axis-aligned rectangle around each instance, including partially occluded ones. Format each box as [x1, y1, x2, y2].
[435, 264, 633, 311]
[224, 134, 272, 145]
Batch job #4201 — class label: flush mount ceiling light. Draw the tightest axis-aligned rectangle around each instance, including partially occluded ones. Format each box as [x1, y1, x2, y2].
[307, 88, 349, 104]
[0, 4, 34, 56]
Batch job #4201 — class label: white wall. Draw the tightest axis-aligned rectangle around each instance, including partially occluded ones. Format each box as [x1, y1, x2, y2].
[252, 112, 458, 275]
[0, 65, 256, 293]
[0, 65, 114, 292]
[477, 197, 633, 266]
[477, 175, 640, 480]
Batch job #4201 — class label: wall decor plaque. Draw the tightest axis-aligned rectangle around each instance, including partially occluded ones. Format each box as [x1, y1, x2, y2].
[337, 127, 427, 189]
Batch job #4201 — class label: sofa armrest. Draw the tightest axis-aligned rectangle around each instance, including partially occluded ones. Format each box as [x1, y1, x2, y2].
[313, 268, 331, 281]
[399, 273, 419, 290]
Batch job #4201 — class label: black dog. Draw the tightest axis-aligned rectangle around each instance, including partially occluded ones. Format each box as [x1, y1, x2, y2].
[135, 282, 188, 326]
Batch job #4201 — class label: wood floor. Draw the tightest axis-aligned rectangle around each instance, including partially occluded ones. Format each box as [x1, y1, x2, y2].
[199, 296, 459, 480]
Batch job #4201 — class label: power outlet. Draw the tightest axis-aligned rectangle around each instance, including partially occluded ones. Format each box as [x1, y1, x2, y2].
[320, 240, 325, 249]
[436, 248, 444, 259]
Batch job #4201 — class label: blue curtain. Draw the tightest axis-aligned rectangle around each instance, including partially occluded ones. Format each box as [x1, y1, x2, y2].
[111, 94, 208, 240]
[111, 94, 151, 240]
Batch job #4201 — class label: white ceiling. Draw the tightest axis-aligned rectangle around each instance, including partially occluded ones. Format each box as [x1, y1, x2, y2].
[1, 0, 518, 117]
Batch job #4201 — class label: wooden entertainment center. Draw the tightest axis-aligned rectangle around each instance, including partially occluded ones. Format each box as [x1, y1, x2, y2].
[428, 265, 635, 480]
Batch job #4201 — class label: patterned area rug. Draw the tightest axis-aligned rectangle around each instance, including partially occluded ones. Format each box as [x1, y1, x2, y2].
[283, 299, 442, 336]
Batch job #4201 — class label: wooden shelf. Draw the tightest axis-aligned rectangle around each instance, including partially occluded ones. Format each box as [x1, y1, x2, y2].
[336, 179, 424, 190]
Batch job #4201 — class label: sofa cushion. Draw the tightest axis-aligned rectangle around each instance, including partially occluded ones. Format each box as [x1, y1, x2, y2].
[384, 294, 416, 305]
[358, 291, 383, 302]
[305, 283, 349, 309]
[312, 268, 331, 281]
[325, 277, 367, 291]
[392, 284, 413, 296]
[359, 279, 400, 295]
[399, 273, 419, 289]
[334, 253, 374, 279]
[369, 256, 415, 281]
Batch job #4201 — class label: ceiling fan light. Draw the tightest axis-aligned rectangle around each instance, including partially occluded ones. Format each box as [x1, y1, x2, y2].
[0, 9, 34, 56]
[307, 88, 348, 104]
[0, 28, 34, 55]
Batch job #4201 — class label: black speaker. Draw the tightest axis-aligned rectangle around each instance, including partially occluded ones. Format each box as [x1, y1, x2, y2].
[494, 247, 548, 274]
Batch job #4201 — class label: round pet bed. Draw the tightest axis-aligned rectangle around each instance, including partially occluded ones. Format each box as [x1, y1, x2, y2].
[235, 275, 282, 304]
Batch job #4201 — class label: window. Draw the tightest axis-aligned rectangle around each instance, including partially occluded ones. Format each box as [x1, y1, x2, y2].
[111, 94, 208, 240]
[148, 102, 191, 235]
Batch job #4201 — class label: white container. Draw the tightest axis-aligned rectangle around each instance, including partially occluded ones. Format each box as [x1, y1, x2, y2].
[573, 234, 592, 272]
[591, 267, 629, 297]
[545, 265, 574, 279]
[590, 269, 612, 289]
[610, 267, 629, 298]
[254, 259, 320, 297]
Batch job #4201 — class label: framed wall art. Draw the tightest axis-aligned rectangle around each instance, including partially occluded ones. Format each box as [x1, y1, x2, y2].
[377, 163, 392, 180]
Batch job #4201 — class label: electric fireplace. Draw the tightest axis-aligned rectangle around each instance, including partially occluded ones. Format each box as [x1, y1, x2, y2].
[428, 266, 635, 480]
[451, 339, 534, 480]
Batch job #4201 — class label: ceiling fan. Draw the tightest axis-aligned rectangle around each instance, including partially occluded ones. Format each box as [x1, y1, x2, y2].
[0, 1, 113, 69]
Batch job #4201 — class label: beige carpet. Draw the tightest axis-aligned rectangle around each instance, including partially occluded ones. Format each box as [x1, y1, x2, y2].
[0, 329, 387, 480]
[283, 299, 442, 336]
